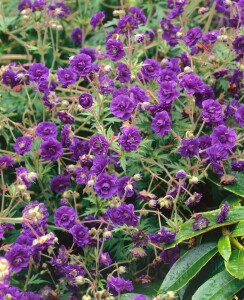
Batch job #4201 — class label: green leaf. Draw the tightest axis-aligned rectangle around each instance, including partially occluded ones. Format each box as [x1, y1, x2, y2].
[120, 294, 151, 300]
[159, 242, 217, 294]
[192, 270, 244, 300]
[231, 221, 244, 237]
[225, 250, 244, 279]
[165, 206, 244, 249]
[218, 235, 231, 261]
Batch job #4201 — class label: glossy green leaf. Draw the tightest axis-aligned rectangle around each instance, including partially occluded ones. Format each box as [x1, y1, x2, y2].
[120, 293, 151, 300]
[159, 243, 217, 294]
[225, 250, 244, 279]
[231, 221, 244, 237]
[208, 171, 244, 197]
[218, 235, 231, 261]
[192, 270, 244, 300]
[165, 206, 244, 249]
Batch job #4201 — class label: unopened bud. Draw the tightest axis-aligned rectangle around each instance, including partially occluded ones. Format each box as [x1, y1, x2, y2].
[184, 66, 193, 73]
[189, 176, 199, 184]
[56, 25, 63, 31]
[87, 179, 94, 187]
[75, 275, 85, 285]
[133, 174, 141, 181]
[103, 231, 113, 239]
[17, 184, 27, 192]
[113, 10, 126, 16]
[135, 34, 144, 43]
[82, 295, 92, 300]
[118, 266, 126, 274]
[198, 7, 208, 14]
[104, 65, 112, 73]
[149, 199, 158, 208]
[176, 31, 183, 38]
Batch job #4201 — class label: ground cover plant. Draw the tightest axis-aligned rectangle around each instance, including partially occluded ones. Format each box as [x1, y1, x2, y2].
[0, 0, 243, 299]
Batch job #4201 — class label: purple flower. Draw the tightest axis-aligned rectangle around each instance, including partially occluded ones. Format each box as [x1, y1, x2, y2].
[128, 6, 147, 24]
[28, 63, 49, 82]
[116, 62, 131, 83]
[0, 156, 14, 170]
[18, 0, 32, 11]
[176, 170, 186, 179]
[134, 295, 147, 300]
[206, 144, 229, 164]
[231, 160, 244, 172]
[90, 11, 105, 28]
[192, 215, 210, 230]
[22, 200, 48, 230]
[185, 192, 202, 206]
[32, 0, 46, 12]
[78, 93, 93, 109]
[183, 27, 202, 47]
[202, 30, 219, 44]
[160, 246, 180, 266]
[179, 73, 204, 94]
[158, 69, 178, 84]
[157, 227, 176, 244]
[131, 230, 149, 247]
[13, 136, 32, 155]
[36, 121, 57, 140]
[69, 138, 89, 161]
[50, 175, 71, 193]
[110, 94, 135, 120]
[80, 47, 96, 62]
[235, 105, 244, 126]
[70, 27, 83, 44]
[178, 138, 199, 158]
[25, 292, 41, 300]
[117, 15, 138, 35]
[118, 176, 136, 198]
[91, 155, 109, 175]
[54, 206, 76, 229]
[217, 201, 230, 223]
[232, 36, 244, 54]
[118, 126, 142, 151]
[57, 68, 77, 87]
[194, 84, 215, 108]
[94, 173, 118, 198]
[2, 69, 19, 87]
[210, 125, 237, 149]
[141, 59, 161, 80]
[106, 39, 126, 62]
[64, 263, 85, 281]
[201, 99, 223, 124]
[107, 203, 139, 227]
[5, 244, 31, 272]
[0, 257, 10, 288]
[98, 75, 114, 94]
[40, 138, 63, 161]
[89, 134, 109, 155]
[75, 167, 91, 185]
[107, 276, 134, 294]
[69, 54, 92, 77]
[99, 252, 112, 266]
[224, 100, 240, 119]
[151, 111, 172, 136]
[47, 2, 70, 18]
[129, 86, 149, 104]
[3, 287, 26, 300]
[57, 111, 74, 124]
[16, 166, 37, 187]
[158, 81, 180, 103]
[160, 18, 180, 46]
[69, 223, 90, 247]
[61, 124, 74, 147]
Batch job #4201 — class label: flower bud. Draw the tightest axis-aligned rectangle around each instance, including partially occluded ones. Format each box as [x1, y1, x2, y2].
[103, 231, 113, 239]
[26, 172, 38, 182]
[87, 179, 94, 187]
[189, 176, 199, 184]
[198, 7, 208, 14]
[75, 275, 85, 285]
[184, 66, 193, 73]
[17, 184, 27, 192]
[135, 34, 144, 43]
[148, 199, 158, 208]
[133, 174, 141, 181]
[158, 198, 172, 209]
[82, 296, 92, 300]
[118, 266, 126, 274]
[104, 65, 112, 73]
[218, 35, 227, 42]
[63, 191, 71, 199]
[176, 31, 183, 38]
[56, 25, 63, 31]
